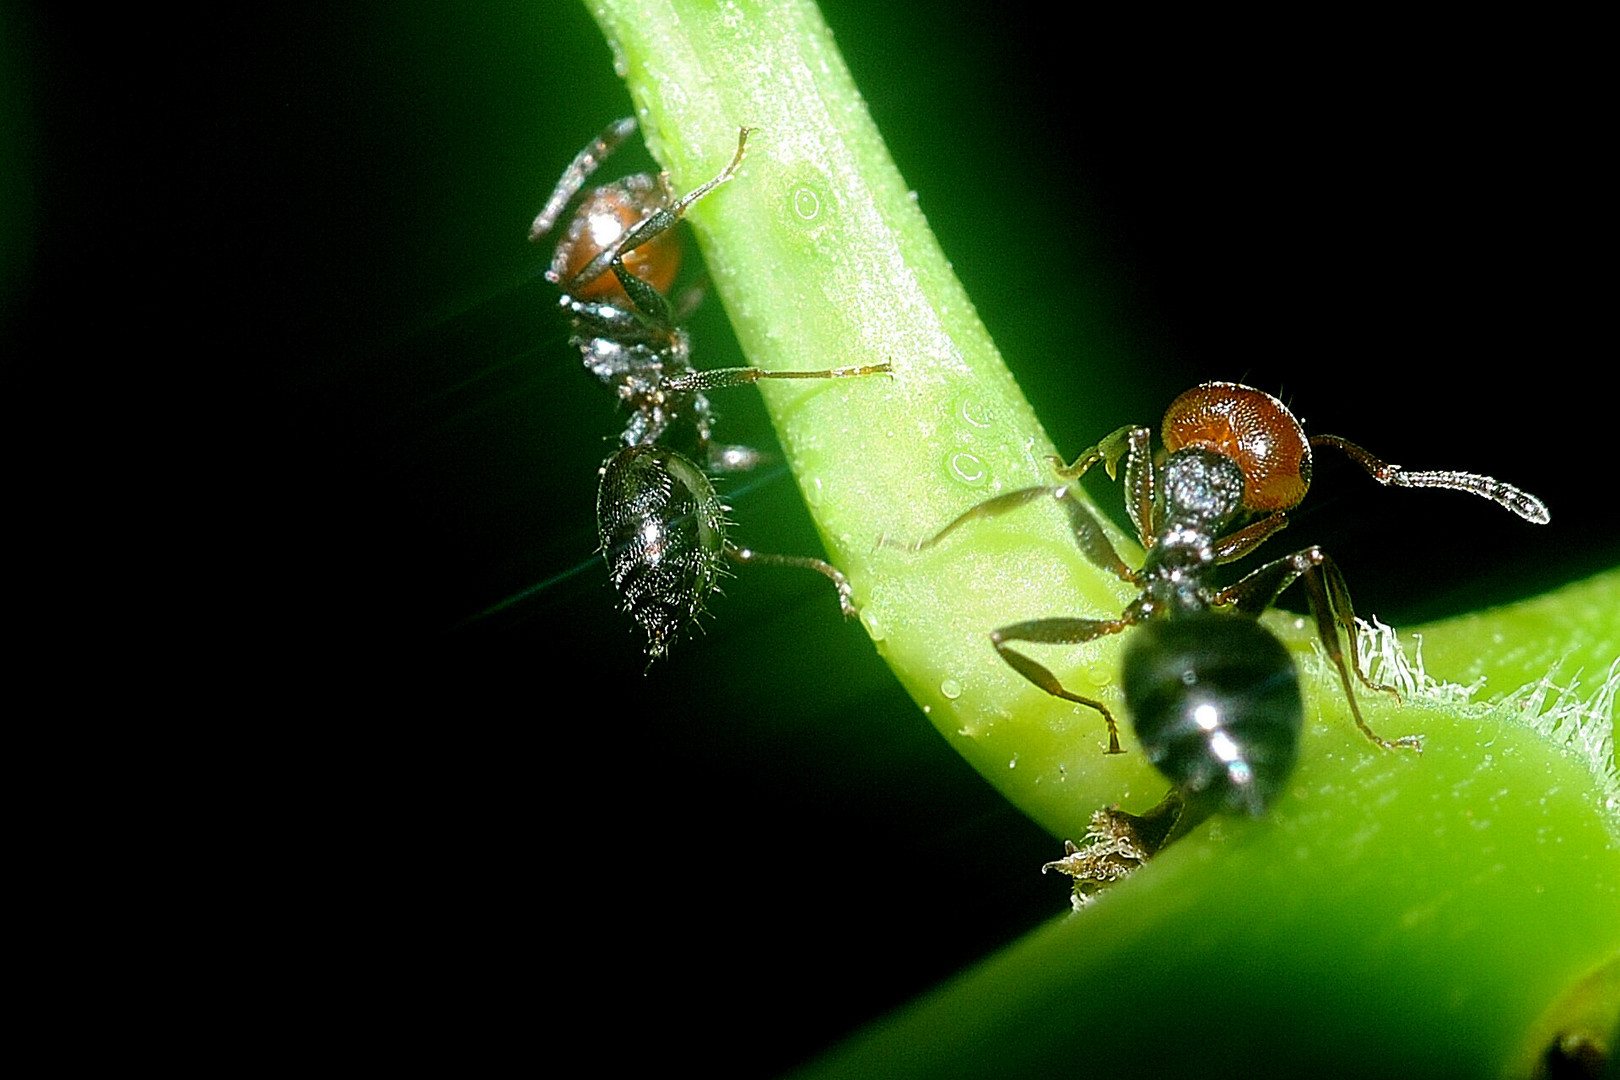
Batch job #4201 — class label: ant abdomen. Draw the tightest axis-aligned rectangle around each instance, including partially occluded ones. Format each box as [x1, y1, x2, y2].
[597, 445, 728, 659]
[1122, 613, 1303, 817]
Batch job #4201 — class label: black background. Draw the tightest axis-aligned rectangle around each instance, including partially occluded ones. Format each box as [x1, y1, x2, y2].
[9, 4, 1612, 1075]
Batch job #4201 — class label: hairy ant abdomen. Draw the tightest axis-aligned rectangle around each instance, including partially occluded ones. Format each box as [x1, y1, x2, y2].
[597, 445, 728, 659]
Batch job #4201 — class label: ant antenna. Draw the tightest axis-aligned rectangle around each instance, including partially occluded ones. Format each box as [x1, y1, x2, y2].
[1310, 435, 1550, 524]
[530, 117, 639, 241]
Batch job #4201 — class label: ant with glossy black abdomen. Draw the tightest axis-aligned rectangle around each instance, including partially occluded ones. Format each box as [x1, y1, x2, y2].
[532, 117, 891, 658]
[914, 381, 1550, 821]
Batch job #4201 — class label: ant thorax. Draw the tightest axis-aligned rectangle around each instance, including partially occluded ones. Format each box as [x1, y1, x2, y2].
[1134, 450, 1247, 617]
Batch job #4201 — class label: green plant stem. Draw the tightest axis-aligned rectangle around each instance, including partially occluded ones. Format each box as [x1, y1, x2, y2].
[583, 2, 1619, 1075]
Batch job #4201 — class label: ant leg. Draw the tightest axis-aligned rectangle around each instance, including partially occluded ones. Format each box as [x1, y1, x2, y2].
[904, 485, 1137, 585]
[662, 361, 894, 396]
[904, 486, 1054, 550]
[1310, 434, 1550, 524]
[1049, 425, 1141, 480]
[902, 483, 1136, 754]
[607, 258, 678, 326]
[561, 127, 753, 303]
[992, 616, 1134, 754]
[657, 125, 753, 217]
[1050, 426, 1156, 548]
[1219, 547, 1390, 691]
[726, 544, 856, 617]
[530, 117, 640, 241]
[1303, 553, 1405, 699]
[1211, 511, 1290, 564]
[688, 363, 892, 471]
[1050, 484, 1140, 584]
[1220, 548, 1420, 752]
[1300, 553, 1421, 750]
[1116, 427, 1157, 550]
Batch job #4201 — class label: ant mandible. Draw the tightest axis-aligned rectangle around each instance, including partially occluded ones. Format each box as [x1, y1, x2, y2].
[915, 381, 1550, 818]
[532, 118, 890, 658]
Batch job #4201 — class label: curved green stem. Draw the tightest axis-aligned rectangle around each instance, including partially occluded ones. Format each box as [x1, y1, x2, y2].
[583, 2, 1619, 1076]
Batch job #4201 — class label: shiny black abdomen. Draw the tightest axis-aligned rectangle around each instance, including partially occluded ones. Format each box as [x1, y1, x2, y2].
[1122, 613, 1302, 816]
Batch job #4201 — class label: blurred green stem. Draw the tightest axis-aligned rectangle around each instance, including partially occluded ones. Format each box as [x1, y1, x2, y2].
[583, 1, 1618, 1076]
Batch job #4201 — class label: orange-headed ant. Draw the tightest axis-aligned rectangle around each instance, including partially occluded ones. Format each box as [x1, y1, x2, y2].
[916, 381, 1549, 819]
[532, 118, 889, 658]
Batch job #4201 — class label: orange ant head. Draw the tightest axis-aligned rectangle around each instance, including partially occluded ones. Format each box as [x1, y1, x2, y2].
[553, 178, 682, 301]
[1162, 382, 1312, 514]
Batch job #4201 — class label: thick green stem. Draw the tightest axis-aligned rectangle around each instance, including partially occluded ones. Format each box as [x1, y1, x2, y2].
[583, 2, 1618, 1076]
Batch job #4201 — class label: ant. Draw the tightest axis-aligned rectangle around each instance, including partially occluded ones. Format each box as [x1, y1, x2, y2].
[914, 381, 1549, 820]
[531, 117, 890, 658]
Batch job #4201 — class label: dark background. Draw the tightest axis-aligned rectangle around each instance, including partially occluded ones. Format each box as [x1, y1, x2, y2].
[9, 4, 1611, 1074]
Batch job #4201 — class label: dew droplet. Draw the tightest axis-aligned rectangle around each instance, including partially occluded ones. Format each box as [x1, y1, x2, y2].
[792, 185, 821, 221]
[949, 452, 986, 486]
[957, 395, 994, 429]
[939, 677, 962, 700]
[606, 37, 629, 77]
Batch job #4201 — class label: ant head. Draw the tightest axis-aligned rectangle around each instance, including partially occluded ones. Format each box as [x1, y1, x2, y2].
[1161, 382, 1312, 514]
[549, 175, 683, 301]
